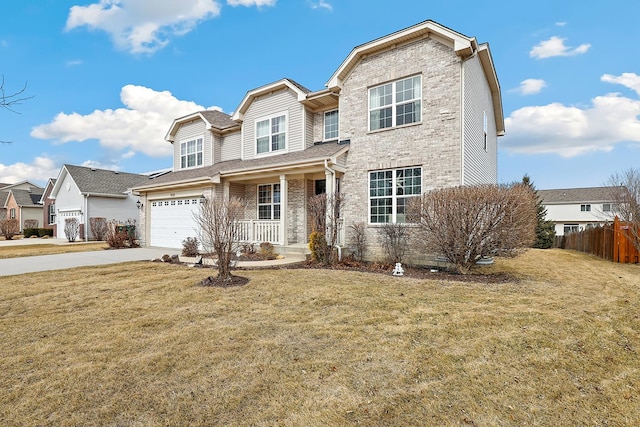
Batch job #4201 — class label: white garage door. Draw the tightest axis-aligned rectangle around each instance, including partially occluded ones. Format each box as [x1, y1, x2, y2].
[149, 198, 202, 248]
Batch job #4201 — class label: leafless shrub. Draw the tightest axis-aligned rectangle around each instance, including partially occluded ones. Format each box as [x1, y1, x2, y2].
[607, 167, 640, 251]
[307, 192, 343, 265]
[64, 218, 80, 242]
[408, 184, 537, 274]
[89, 217, 108, 241]
[24, 219, 38, 229]
[194, 196, 245, 281]
[377, 223, 408, 265]
[105, 219, 138, 249]
[182, 237, 200, 257]
[349, 222, 367, 262]
[0, 219, 19, 240]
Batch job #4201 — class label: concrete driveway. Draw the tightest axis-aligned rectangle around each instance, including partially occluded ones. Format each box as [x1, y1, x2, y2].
[0, 241, 178, 277]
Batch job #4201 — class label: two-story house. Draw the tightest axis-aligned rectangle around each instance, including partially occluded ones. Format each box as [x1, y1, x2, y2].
[132, 20, 504, 262]
[539, 187, 619, 236]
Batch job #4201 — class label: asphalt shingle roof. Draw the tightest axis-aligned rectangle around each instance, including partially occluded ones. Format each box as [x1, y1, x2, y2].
[136, 142, 349, 189]
[11, 188, 44, 206]
[64, 164, 150, 195]
[199, 110, 238, 130]
[538, 187, 618, 204]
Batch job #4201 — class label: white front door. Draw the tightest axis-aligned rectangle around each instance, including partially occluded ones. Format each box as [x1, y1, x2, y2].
[149, 198, 201, 248]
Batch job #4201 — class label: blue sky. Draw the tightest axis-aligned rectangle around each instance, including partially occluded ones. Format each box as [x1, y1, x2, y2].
[1, 0, 639, 190]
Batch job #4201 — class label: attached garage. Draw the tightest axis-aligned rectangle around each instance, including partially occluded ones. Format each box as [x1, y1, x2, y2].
[149, 197, 202, 248]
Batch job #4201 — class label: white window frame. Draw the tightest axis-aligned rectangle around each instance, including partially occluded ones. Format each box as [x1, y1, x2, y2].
[255, 112, 287, 155]
[564, 224, 580, 234]
[48, 204, 56, 225]
[483, 110, 488, 151]
[257, 183, 281, 220]
[180, 137, 204, 169]
[580, 204, 591, 212]
[368, 75, 422, 132]
[369, 167, 422, 224]
[9, 208, 16, 219]
[324, 109, 339, 140]
[602, 203, 618, 213]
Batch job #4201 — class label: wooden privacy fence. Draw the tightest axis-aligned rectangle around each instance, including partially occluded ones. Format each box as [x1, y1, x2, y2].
[556, 217, 639, 263]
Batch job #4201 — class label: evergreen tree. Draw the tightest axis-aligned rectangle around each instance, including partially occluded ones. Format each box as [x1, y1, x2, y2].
[522, 175, 556, 249]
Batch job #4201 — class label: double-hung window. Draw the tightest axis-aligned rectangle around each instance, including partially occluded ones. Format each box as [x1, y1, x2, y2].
[258, 184, 281, 220]
[324, 109, 339, 140]
[369, 75, 421, 131]
[9, 208, 16, 219]
[49, 204, 56, 225]
[180, 138, 203, 169]
[369, 167, 422, 223]
[256, 113, 286, 155]
[580, 204, 591, 212]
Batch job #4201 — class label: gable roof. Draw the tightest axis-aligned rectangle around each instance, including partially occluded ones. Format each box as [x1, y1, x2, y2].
[538, 187, 619, 204]
[133, 141, 350, 192]
[231, 78, 311, 121]
[166, 110, 239, 142]
[0, 191, 9, 208]
[326, 19, 504, 136]
[52, 165, 150, 198]
[10, 188, 45, 207]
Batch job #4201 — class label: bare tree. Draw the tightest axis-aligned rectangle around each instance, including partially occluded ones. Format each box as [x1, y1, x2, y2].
[607, 167, 640, 251]
[0, 218, 19, 240]
[377, 222, 408, 265]
[194, 196, 245, 282]
[1, 75, 34, 144]
[307, 192, 343, 264]
[409, 184, 537, 274]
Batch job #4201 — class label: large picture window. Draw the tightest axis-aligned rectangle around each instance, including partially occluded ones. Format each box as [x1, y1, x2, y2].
[369, 167, 422, 223]
[256, 113, 286, 154]
[369, 75, 421, 131]
[180, 138, 203, 169]
[258, 184, 281, 220]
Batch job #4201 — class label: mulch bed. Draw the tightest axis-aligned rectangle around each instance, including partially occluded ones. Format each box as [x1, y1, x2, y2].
[199, 274, 250, 288]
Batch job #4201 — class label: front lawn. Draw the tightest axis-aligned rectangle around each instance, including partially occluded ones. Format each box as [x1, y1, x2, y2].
[0, 249, 638, 426]
[0, 242, 108, 259]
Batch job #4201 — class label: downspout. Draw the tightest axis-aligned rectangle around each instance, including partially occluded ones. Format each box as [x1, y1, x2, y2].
[84, 194, 89, 242]
[324, 160, 342, 261]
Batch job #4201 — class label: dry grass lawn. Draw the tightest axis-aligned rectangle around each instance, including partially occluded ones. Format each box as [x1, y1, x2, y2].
[0, 242, 107, 259]
[1, 249, 639, 426]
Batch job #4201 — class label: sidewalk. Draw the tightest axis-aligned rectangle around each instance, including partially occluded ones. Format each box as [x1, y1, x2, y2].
[0, 240, 305, 277]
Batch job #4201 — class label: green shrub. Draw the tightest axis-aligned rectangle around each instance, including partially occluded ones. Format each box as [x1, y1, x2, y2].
[23, 228, 39, 238]
[182, 237, 199, 257]
[308, 231, 327, 263]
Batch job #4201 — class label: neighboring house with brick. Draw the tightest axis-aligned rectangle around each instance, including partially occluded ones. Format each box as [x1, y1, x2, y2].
[50, 165, 149, 240]
[39, 178, 58, 236]
[539, 187, 619, 236]
[0, 181, 43, 223]
[132, 20, 504, 262]
[5, 187, 45, 231]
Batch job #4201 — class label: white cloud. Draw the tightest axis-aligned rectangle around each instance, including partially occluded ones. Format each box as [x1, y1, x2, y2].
[511, 78, 546, 95]
[602, 72, 640, 97]
[81, 160, 121, 170]
[309, 0, 332, 11]
[502, 81, 640, 157]
[0, 156, 59, 184]
[65, 0, 222, 54]
[227, 0, 276, 6]
[31, 85, 219, 157]
[66, 59, 83, 67]
[555, 22, 567, 27]
[530, 36, 591, 59]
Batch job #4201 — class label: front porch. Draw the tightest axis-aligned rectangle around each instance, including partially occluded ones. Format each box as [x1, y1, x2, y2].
[237, 219, 345, 247]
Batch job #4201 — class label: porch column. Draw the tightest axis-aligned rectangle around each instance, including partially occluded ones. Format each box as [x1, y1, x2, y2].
[325, 167, 334, 235]
[280, 174, 288, 246]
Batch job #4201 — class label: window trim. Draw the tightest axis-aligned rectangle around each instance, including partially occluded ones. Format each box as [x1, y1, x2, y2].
[323, 109, 339, 141]
[368, 167, 422, 224]
[48, 204, 56, 225]
[9, 208, 16, 220]
[255, 111, 288, 156]
[368, 75, 422, 132]
[580, 204, 591, 212]
[180, 137, 204, 169]
[257, 183, 281, 220]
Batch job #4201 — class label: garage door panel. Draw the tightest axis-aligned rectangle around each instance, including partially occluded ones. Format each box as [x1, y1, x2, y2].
[150, 198, 201, 248]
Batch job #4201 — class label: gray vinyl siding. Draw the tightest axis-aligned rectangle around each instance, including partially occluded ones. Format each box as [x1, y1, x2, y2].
[221, 131, 242, 162]
[172, 119, 210, 171]
[230, 183, 245, 200]
[241, 88, 305, 160]
[462, 55, 498, 185]
[213, 134, 221, 165]
[305, 108, 315, 148]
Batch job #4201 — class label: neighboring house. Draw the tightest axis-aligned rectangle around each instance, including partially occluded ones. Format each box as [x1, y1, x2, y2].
[5, 187, 45, 231]
[50, 165, 150, 240]
[39, 178, 58, 236]
[539, 187, 619, 236]
[0, 181, 44, 223]
[132, 20, 504, 262]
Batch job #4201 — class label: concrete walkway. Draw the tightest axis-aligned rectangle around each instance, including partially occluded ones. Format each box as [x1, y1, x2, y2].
[0, 238, 305, 277]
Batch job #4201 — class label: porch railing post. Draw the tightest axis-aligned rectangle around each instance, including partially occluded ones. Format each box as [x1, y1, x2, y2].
[280, 174, 288, 246]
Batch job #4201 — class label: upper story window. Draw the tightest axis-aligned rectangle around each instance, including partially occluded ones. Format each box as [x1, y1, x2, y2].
[324, 109, 339, 140]
[369, 167, 422, 224]
[581, 204, 591, 212]
[602, 203, 618, 212]
[256, 113, 287, 155]
[369, 75, 421, 131]
[180, 138, 203, 169]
